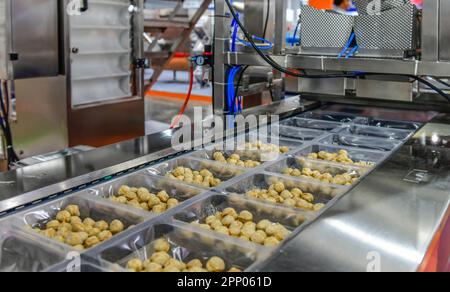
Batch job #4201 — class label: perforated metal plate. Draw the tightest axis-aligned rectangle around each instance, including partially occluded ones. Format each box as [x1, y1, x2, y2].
[300, 6, 354, 49]
[354, 3, 416, 51]
[354, 0, 407, 15]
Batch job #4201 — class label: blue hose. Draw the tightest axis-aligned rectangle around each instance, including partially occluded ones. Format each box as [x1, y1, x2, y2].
[237, 35, 273, 50]
[291, 22, 300, 47]
[345, 45, 359, 58]
[338, 32, 356, 58]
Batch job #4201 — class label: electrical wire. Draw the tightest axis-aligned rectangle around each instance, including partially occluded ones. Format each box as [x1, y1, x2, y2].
[345, 45, 359, 59]
[291, 21, 300, 47]
[224, 0, 358, 79]
[433, 78, 450, 89]
[338, 32, 356, 58]
[170, 66, 195, 129]
[263, 0, 270, 39]
[237, 36, 273, 50]
[0, 83, 19, 167]
[224, 0, 450, 102]
[233, 65, 249, 114]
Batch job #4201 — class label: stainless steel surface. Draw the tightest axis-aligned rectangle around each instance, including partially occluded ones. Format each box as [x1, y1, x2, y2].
[439, 0, 450, 62]
[1, 0, 146, 158]
[0, 102, 448, 272]
[0, 0, 60, 79]
[0, 129, 178, 215]
[258, 119, 450, 272]
[12, 76, 69, 158]
[421, 0, 440, 62]
[227, 52, 450, 77]
[356, 79, 413, 102]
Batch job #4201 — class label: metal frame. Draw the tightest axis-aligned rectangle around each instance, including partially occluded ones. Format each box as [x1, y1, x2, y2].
[213, 0, 450, 115]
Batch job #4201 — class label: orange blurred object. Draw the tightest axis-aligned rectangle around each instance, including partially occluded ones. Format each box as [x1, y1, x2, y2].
[309, 0, 333, 10]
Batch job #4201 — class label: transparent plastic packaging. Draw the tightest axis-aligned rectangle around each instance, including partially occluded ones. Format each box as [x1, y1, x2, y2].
[265, 157, 366, 186]
[85, 172, 206, 215]
[173, 194, 310, 247]
[221, 172, 346, 207]
[188, 149, 267, 168]
[293, 144, 386, 167]
[0, 228, 70, 272]
[318, 133, 402, 152]
[217, 132, 305, 155]
[280, 117, 343, 132]
[338, 125, 413, 141]
[147, 157, 245, 189]
[8, 194, 146, 251]
[276, 126, 328, 141]
[86, 222, 262, 272]
[356, 117, 422, 131]
[299, 111, 364, 123]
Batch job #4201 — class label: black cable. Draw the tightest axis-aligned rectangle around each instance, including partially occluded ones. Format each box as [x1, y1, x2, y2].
[0, 84, 19, 166]
[224, 0, 450, 102]
[434, 78, 450, 88]
[234, 65, 249, 102]
[263, 0, 270, 39]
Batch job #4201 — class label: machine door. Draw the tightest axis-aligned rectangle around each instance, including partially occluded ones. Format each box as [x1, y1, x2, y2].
[69, 0, 138, 107]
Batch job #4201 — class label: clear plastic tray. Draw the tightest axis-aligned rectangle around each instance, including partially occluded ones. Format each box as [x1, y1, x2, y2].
[188, 149, 268, 168]
[173, 194, 310, 248]
[216, 132, 304, 155]
[338, 125, 413, 141]
[85, 172, 206, 215]
[318, 133, 402, 152]
[356, 117, 422, 131]
[275, 126, 328, 142]
[299, 111, 364, 123]
[280, 117, 343, 131]
[146, 157, 245, 189]
[265, 157, 366, 186]
[0, 228, 70, 272]
[221, 172, 346, 208]
[293, 144, 386, 167]
[87, 222, 263, 272]
[8, 194, 146, 251]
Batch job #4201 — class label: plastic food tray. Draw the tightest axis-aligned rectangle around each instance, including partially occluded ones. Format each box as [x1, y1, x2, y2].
[0, 228, 71, 272]
[265, 157, 367, 186]
[85, 221, 264, 272]
[84, 172, 206, 216]
[218, 132, 305, 155]
[355, 117, 422, 131]
[275, 126, 328, 142]
[280, 117, 343, 132]
[338, 125, 413, 141]
[293, 144, 386, 167]
[146, 157, 245, 189]
[6, 194, 147, 251]
[220, 172, 347, 208]
[172, 194, 309, 248]
[299, 111, 365, 123]
[318, 133, 402, 152]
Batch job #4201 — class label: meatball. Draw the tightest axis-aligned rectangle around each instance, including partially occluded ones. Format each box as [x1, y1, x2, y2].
[206, 257, 226, 272]
[109, 220, 124, 235]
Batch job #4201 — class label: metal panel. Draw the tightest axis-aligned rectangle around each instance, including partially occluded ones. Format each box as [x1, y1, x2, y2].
[69, 0, 133, 107]
[10, 0, 59, 79]
[421, 0, 440, 62]
[356, 79, 413, 101]
[300, 6, 354, 49]
[0, 0, 10, 79]
[12, 76, 68, 158]
[439, 0, 450, 61]
[354, 4, 416, 51]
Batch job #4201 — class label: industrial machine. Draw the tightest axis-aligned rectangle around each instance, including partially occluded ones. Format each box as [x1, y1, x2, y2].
[0, 0, 448, 272]
[0, 0, 146, 162]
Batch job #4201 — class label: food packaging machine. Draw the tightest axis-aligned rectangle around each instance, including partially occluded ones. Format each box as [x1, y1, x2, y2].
[0, 98, 448, 272]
